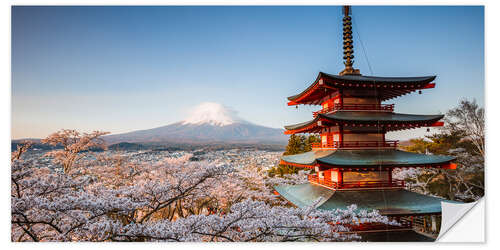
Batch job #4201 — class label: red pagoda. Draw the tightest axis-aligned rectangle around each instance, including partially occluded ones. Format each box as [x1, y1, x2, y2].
[274, 6, 458, 241]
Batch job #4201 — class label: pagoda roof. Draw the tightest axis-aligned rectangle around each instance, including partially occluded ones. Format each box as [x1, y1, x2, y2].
[281, 150, 334, 166]
[284, 111, 444, 133]
[274, 183, 460, 216]
[281, 149, 455, 169]
[287, 72, 436, 105]
[319, 73, 436, 85]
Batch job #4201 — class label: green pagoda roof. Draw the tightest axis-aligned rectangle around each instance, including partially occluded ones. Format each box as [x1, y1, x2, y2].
[281, 150, 334, 166]
[284, 111, 444, 132]
[274, 183, 460, 216]
[281, 149, 455, 169]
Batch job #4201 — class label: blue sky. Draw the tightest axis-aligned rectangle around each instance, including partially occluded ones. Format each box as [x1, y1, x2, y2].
[11, 6, 484, 139]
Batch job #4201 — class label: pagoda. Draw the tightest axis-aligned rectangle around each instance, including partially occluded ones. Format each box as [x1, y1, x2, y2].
[274, 6, 458, 240]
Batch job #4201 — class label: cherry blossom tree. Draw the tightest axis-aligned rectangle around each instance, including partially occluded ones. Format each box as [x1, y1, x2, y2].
[12, 130, 396, 242]
[445, 99, 484, 157]
[11, 151, 228, 241]
[397, 99, 484, 201]
[41, 129, 109, 173]
[88, 200, 394, 242]
[11, 140, 33, 162]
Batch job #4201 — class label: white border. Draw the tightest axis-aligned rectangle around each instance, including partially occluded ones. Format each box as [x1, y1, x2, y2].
[2, 0, 495, 249]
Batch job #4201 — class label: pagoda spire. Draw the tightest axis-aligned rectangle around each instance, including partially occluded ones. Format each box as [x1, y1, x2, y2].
[339, 5, 361, 76]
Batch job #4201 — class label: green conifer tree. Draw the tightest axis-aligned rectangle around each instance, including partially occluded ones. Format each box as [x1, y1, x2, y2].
[269, 134, 320, 177]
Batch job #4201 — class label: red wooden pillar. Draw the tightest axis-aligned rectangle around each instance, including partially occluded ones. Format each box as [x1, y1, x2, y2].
[388, 168, 393, 186]
[339, 125, 344, 148]
[338, 170, 344, 188]
[324, 170, 331, 182]
[340, 89, 344, 109]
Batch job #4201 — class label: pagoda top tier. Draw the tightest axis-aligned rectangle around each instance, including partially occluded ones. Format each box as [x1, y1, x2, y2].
[287, 72, 436, 106]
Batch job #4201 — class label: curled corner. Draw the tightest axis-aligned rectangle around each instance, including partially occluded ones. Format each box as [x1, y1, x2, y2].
[437, 198, 484, 242]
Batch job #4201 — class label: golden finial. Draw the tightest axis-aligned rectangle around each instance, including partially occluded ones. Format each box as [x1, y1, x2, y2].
[339, 6, 361, 76]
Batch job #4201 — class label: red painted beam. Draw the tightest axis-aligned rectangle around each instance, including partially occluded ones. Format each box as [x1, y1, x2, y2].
[287, 101, 299, 106]
[430, 121, 444, 127]
[443, 163, 457, 170]
[422, 83, 436, 89]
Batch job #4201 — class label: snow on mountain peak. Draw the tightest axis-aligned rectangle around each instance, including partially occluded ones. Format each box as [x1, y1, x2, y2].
[182, 102, 244, 126]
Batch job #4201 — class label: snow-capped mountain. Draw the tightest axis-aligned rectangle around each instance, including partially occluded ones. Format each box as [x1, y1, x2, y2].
[105, 102, 287, 144]
[181, 102, 245, 126]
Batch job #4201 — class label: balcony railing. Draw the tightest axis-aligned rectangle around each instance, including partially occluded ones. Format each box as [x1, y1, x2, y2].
[311, 140, 399, 149]
[308, 174, 405, 190]
[313, 103, 394, 117]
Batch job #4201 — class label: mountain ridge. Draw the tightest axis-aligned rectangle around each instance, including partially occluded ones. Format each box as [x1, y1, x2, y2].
[104, 121, 288, 145]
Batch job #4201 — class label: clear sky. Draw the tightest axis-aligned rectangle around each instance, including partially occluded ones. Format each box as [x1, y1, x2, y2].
[11, 6, 484, 140]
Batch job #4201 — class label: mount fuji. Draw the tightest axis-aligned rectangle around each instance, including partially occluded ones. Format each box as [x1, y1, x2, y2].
[104, 102, 288, 145]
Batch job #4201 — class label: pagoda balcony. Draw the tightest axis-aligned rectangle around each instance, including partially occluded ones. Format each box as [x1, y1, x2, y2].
[307, 174, 405, 190]
[313, 103, 394, 117]
[311, 140, 399, 149]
